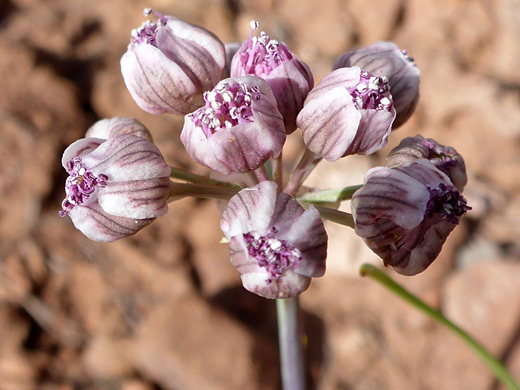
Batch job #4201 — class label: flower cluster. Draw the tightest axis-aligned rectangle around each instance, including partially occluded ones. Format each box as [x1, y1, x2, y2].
[60, 9, 470, 298]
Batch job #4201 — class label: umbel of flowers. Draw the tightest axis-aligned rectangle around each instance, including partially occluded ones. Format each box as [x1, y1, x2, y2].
[60, 9, 469, 299]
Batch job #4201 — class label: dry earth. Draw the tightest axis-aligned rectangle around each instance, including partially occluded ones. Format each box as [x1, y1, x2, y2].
[1, 0, 520, 389]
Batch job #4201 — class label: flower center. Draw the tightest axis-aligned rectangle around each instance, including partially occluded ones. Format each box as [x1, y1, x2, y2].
[348, 71, 392, 111]
[189, 80, 261, 138]
[238, 21, 292, 76]
[426, 183, 470, 224]
[59, 157, 108, 217]
[130, 8, 167, 47]
[243, 227, 301, 284]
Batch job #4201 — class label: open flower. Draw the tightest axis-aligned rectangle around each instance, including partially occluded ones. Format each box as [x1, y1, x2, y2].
[121, 9, 226, 115]
[60, 118, 171, 242]
[231, 22, 314, 134]
[333, 41, 420, 128]
[181, 76, 286, 174]
[297, 66, 396, 161]
[220, 181, 327, 299]
[351, 159, 470, 275]
[386, 135, 467, 191]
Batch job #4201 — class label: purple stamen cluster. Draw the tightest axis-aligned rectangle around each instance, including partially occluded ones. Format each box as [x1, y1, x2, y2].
[240, 21, 292, 76]
[243, 227, 301, 284]
[348, 71, 392, 111]
[131, 20, 160, 46]
[130, 9, 167, 47]
[59, 157, 108, 217]
[426, 183, 471, 224]
[189, 80, 261, 138]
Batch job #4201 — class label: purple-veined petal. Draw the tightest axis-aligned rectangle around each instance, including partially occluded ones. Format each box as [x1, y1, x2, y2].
[81, 134, 171, 182]
[97, 177, 170, 219]
[179, 118, 231, 174]
[158, 17, 225, 90]
[241, 269, 311, 299]
[352, 166, 430, 236]
[86, 117, 153, 141]
[395, 159, 451, 189]
[392, 220, 455, 275]
[207, 117, 285, 173]
[220, 181, 278, 238]
[62, 138, 104, 169]
[121, 44, 202, 115]
[306, 67, 361, 100]
[262, 61, 313, 134]
[350, 108, 394, 155]
[69, 201, 154, 242]
[278, 206, 327, 277]
[298, 87, 361, 161]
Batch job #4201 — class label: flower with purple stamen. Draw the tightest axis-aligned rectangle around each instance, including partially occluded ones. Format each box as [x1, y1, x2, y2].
[181, 76, 286, 175]
[297, 66, 396, 161]
[231, 21, 314, 134]
[351, 159, 470, 275]
[60, 117, 171, 242]
[121, 8, 226, 115]
[220, 181, 327, 299]
[333, 41, 420, 128]
[189, 79, 260, 138]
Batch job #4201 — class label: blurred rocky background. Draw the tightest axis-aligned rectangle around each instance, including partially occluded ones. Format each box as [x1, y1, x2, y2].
[1, 0, 520, 389]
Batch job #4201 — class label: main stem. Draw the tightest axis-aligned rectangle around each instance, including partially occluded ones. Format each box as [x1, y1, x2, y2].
[277, 297, 305, 390]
